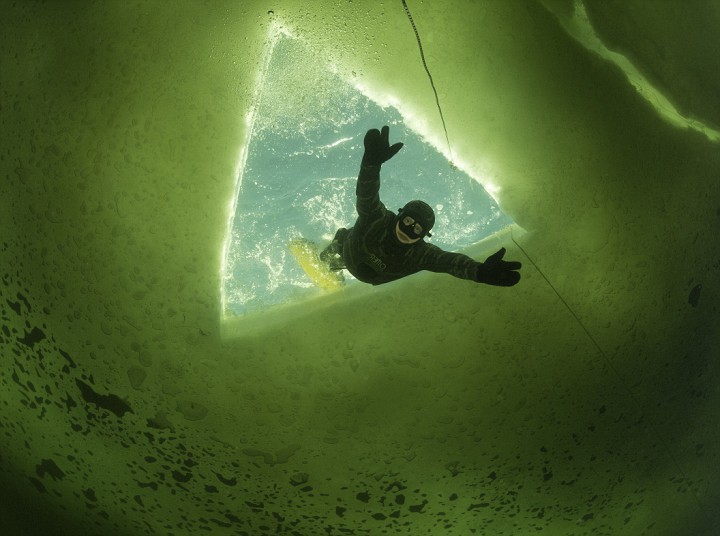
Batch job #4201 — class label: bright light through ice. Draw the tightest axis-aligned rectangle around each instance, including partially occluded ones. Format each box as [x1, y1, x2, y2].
[222, 32, 514, 317]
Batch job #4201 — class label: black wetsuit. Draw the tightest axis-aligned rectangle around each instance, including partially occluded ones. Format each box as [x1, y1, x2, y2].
[338, 163, 481, 285]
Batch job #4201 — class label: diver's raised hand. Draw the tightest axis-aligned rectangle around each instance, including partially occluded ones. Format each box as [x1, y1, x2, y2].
[475, 248, 522, 287]
[362, 126, 403, 166]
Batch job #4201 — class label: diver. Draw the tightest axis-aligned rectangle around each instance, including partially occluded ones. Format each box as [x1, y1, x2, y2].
[319, 126, 522, 287]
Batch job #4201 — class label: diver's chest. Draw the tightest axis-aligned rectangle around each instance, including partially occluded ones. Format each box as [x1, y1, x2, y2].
[368, 243, 411, 273]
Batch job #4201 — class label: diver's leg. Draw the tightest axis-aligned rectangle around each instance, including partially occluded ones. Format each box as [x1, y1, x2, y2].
[319, 231, 340, 261]
[320, 228, 349, 270]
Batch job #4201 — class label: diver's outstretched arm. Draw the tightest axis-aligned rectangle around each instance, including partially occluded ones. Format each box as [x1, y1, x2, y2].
[355, 126, 403, 222]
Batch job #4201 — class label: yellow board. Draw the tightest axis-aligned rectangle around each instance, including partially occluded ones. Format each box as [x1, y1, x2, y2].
[289, 238, 344, 290]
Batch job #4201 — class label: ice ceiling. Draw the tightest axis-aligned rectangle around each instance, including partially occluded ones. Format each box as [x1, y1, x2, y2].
[1, 1, 719, 535]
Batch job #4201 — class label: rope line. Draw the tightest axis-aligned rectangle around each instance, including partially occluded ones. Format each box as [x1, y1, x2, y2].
[400, 0, 702, 508]
[510, 232, 702, 511]
[401, 0, 455, 167]
[510, 235, 599, 346]
[400, 0, 706, 513]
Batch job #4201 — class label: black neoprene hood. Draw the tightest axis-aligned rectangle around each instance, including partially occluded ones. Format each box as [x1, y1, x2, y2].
[400, 200, 435, 235]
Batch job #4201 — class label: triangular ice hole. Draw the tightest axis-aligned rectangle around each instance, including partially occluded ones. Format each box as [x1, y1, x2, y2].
[223, 31, 513, 317]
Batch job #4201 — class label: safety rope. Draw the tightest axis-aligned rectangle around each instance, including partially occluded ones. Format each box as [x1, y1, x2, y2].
[510, 231, 702, 511]
[401, 0, 455, 168]
[401, 0, 701, 510]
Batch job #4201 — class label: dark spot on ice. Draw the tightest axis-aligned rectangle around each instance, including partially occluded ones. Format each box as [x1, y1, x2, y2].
[225, 513, 243, 524]
[18, 326, 45, 348]
[214, 472, 237, 486]
[172, 470, 192, 483]
[58, 348, 76, 368]
[688, 284, 702, 307]
[245, 500, 264, 512]
[36, 459, 65, 481]
[543, 468, 553, 481]
[17, 292, 31, 312]
[28, 477, 46, 493]
[409, 500, 428, 513]
[76, 379, 133, 418]
[290, 472, 309, 486]
[385, 480, 407, 492]
[147, 413, 173, 430]
[7, 299, 21, 315]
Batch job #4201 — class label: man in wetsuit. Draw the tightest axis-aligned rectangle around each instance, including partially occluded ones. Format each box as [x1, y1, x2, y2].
[319, 126, 522, 287]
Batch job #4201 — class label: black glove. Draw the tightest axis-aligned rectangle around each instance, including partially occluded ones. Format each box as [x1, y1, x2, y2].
[362, 126, 403, 166]
[475, 248, 522, 287]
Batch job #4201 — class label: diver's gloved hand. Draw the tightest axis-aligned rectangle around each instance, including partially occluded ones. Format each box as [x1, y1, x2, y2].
[362, 126, 403, 166]
[475, 248, 522, 287]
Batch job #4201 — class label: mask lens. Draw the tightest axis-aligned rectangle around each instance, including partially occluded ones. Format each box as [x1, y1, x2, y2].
[401, 216, 423, 238]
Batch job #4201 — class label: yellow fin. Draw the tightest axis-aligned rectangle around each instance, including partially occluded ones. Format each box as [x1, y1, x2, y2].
[289, 238, 344, 290]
